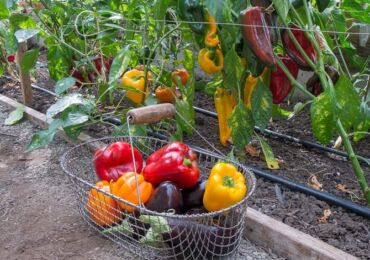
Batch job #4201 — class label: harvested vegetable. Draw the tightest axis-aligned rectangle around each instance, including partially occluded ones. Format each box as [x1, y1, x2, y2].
[182, 180, 206, 210]
[143, 142, 199, 189]
[145, 182, 183, 213]
[94, 141, 143, 182]
[86, 180, 120, 226]
[203, 162, 247, 211]
[112, 172, 153, 212]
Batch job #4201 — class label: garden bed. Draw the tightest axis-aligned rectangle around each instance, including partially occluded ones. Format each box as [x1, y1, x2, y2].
[1, 75, 369, 259]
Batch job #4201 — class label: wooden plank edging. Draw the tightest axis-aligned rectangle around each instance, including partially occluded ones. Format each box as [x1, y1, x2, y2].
[0, 93, 358, 260]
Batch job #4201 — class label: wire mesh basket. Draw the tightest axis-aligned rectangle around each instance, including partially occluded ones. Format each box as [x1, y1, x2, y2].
[60, 105, 257, 260]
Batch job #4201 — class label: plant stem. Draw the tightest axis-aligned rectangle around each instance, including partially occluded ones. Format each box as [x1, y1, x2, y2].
[336, 119, 370, 206]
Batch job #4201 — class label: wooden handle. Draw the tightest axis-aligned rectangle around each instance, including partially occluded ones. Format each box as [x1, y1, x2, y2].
[127, 104, 176, 125]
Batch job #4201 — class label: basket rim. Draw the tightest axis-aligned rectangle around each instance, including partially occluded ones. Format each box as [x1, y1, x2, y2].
[60, 136, 257, 219]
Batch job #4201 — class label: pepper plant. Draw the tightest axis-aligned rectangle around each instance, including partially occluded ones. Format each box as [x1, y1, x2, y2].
[173, 0, 370, 204]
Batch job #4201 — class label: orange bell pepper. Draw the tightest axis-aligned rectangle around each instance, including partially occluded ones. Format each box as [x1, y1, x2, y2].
[155, 86, 177, 103]
[171, 68, 189, 86]
[87, 180, 120, 226]
[111, 172, 153, 212]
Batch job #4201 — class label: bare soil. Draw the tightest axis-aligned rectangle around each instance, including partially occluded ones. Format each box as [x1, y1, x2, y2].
[1, 74, 369, 259]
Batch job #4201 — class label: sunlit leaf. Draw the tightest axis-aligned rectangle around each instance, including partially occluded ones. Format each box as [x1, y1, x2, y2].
[4, 106, 24, 125]
[310, 91, 336, 145]
[228, 102, 254, 150]
[251, 79, 272, 130]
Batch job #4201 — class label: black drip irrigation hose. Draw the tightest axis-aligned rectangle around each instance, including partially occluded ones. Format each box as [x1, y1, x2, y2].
[104, 117, 370, 218]
[11, 81, 369, 218]
[194, 106, 370, 166]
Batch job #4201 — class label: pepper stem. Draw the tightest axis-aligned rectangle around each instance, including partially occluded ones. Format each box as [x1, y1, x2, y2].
[223, 176, 235, 188]
[183, 158, 192, 166]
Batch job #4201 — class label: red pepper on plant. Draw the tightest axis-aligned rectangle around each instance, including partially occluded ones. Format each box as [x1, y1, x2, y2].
[94, 141, 144, 182]
[281, 24, 317, 71]
[240, 7, 276, 67]
[143, 142, 199, 189]
[269, 55, 299, 104]
[7, 55, 15, 63]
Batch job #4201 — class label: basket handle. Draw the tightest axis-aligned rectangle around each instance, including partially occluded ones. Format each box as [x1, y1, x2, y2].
[127, 103, 176, 125]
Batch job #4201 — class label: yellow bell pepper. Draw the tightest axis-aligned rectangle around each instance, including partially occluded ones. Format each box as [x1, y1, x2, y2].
[198, 47, 224, 74]
[243, 68, 271, 110]
[204, 12, 219, 48]
[214, 87, 236, 146]
[203, 162, 247, 212]
[122, 69, 151, 104]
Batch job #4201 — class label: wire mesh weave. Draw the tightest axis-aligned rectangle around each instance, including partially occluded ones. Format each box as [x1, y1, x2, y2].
[61, 136, 256, 260]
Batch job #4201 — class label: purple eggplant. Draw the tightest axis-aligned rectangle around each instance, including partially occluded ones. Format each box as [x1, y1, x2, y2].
[145, 182, 183, 213]
[182, 180, 206, 211]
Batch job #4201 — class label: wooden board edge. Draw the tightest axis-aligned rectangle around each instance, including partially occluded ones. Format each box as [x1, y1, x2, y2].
[245, 206, 358, 259]
[0, 94, 358, 260]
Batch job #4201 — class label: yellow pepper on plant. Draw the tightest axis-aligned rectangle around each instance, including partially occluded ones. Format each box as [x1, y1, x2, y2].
[214, 87, 236, 146]
[204, 12, 219, 48]
[198, 47, 224, 74]
[243, 68, 271, 109]
[203, 162, 247, 212]
[121, 69, 151, 104]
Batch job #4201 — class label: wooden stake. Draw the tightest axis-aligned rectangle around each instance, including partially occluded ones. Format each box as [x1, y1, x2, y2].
[16, 41, 33, 106]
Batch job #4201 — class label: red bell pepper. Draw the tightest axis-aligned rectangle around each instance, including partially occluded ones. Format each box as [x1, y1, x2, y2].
[143, 142, 199, 189]
[269, 55, 299, 104]
[94, 141, 143, 182]
[281, 24, 317, 71]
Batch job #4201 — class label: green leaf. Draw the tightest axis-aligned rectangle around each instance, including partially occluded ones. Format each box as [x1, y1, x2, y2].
[335, 76, 361, 131]
[102, 219, 133, 235]
[109, 46, 131, 84]
[176, 100, 195, 134]
[228, 102, 255, 150]
[251, 79, 272, 130]
[224, 48, 243, 93]
[55, 77, 76, 95]
[353, 102, 370, 142]
[273, 0, 290, 20]
[47, 45, 72, 80]
[310, 91, 336, 145]
[288, 101, 312, 120]
[9, 14, 36, 29]
[0, 0, 9, 19]
[257, 136, 279, 170]
[272, 104, 293, 119]
[61, 111, 89, 127]
[0, 62, 3, 77]
[21, 48, 39, 72]
[26, 119, 64, 152]
[341, 0, 370, 23]
[14, 29, 39, 43]
[4, 106, 24, 125]
[46, 94, 86, 118]
[139, 215, 170, 247]
[27, 130, 56, 152]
